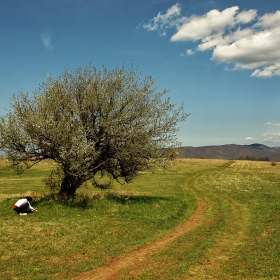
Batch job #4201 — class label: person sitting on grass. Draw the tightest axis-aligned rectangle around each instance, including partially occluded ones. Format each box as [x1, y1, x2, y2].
[13, 196, 38, 215]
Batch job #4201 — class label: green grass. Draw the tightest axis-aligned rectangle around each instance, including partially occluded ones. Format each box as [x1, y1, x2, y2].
[1, 159, 280, 279]
[118, 160, 280, 280]
[0, 159, 196, 280]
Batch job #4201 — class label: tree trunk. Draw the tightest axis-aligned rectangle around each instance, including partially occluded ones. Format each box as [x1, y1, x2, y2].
[58, 174, 83, 198]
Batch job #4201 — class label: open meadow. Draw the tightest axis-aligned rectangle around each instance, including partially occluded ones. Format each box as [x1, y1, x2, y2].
[1, 158, 280, 279]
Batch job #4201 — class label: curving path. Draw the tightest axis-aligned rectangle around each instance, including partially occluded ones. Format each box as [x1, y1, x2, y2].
[73, 161, 249, 280]
[73, 198, 205, 280]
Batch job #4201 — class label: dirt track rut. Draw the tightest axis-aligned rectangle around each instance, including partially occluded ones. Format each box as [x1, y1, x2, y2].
[74, 198, 205, 280]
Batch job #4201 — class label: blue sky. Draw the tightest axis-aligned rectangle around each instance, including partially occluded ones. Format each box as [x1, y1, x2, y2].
[1, 0, 280, 147]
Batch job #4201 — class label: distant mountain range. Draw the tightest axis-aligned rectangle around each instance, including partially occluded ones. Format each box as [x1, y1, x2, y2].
[178, 143, 280, 161]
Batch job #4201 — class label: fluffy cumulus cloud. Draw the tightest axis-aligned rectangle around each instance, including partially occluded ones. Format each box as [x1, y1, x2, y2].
[171, 6, 239, 41]
[143, 4, 280, 77]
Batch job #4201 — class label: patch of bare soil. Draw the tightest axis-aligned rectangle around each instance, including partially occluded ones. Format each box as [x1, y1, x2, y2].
[73, 198, 205, 280]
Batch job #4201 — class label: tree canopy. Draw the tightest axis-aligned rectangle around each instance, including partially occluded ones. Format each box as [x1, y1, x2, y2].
[0, 65, 188, 197]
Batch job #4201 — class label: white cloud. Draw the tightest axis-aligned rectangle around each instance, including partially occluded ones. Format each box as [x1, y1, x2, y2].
[40, 31, 53, 50]
[212, 28, 280, 70]
[171, 6, 239, 41]
[197, 26, 256, 52]
[246, 123, 280, 144]
[265, 122, 280, 127]
[143, 3, 181, 32]
[180, 49, 194, 57]
[252, 63, 280, 77]
[143, 5, 280, 77]
[255, 10, 280, 28]
[186, 49, 194, 55]
[236, 9, 257, 24]
[262, 133, 280, 143]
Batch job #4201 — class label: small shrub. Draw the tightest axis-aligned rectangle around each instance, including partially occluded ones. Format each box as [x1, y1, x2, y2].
[271, 161, 277, 166]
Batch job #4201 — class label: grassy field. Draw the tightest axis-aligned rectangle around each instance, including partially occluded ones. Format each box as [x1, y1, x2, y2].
[0, 158, 280, 279]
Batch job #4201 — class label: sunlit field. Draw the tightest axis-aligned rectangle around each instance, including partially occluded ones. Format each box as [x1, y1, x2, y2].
[1, 158, 280, 279]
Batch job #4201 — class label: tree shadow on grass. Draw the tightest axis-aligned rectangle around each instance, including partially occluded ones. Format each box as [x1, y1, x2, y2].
[29, 192, 176, 210]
